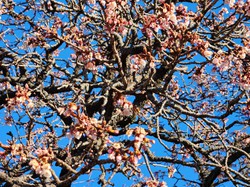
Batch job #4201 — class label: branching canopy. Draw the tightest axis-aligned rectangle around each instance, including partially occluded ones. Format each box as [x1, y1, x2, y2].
[0, 0, 250, 186]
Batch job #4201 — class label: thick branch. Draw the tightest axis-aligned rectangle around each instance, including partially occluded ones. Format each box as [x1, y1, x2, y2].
[202, 145, 250, 187]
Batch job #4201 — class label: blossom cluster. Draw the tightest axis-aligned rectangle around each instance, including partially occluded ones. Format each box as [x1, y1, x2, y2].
[6, 84, 33, 109]
[0, 143, 26, 161]
[227, 0, 250, 17]
[126, 127, 155, 152]
[29, 148, 54, 179]
[108, 127, 155, 165]
[10, 143, 26, 159]
[142, 3, 177, 37]
[0, 141, 55, 181]
[59, 102, 118, 140]
[242, 99, 250, 116]
[103, 0, 131, 34]
[68, 114, 102, 140]
[130, 55, 147, 73]
[107, 142, 123, 162]
[144, 179, 167, 187]
[114, 94, 134, 117]
[132, 179, 167, 187]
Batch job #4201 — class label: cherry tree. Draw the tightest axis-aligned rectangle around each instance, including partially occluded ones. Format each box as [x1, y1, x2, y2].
[0, 0, 250, 186]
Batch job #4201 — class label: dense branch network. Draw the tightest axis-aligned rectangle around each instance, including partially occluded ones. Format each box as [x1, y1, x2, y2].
[0, 0, 250, 186]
